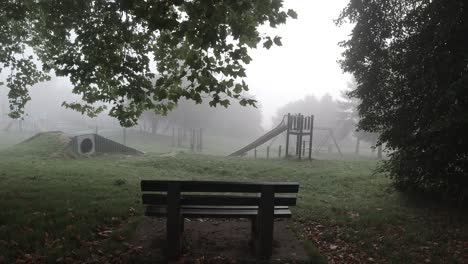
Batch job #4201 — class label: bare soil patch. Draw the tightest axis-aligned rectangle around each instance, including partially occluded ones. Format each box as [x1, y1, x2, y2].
[132, 218, 309, 263]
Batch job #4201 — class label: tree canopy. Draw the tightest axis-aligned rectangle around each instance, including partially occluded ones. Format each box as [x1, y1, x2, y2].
[0, 0, 296, 126]
[145, 96, 263, 138]
[338, 1, 468, 199]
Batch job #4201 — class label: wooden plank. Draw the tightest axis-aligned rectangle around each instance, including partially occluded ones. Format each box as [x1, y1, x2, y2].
[146, 205, 289, 210]
[298, 115, 304, 160]
[180, 205, 289, 210]
[142, 194, 297, 206]
[309, 115, 314, 160]
[141, 180, 299, 193]
[180, 209, 291, 218]
[145, 206, 292, 218]
[285, 113, 290, 157]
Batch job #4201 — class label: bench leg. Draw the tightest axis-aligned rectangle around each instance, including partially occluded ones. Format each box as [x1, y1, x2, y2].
[167, 215, 182, 259]
[167, 183, 182, 259]
[257, 186, 274, 259]
[181, 217, 185, 233]
[250, 217, 257, 251]
[251, 217, 257, 241]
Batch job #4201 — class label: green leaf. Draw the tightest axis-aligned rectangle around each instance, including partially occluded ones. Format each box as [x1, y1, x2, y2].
[263, 38, 273, 49]
[233, 83, 242, 93]
[287, 9, 298, 19]
[273, 36, 282, 46]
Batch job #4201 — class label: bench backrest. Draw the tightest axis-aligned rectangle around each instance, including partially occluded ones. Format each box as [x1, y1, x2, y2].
[141, 180, 299, 207]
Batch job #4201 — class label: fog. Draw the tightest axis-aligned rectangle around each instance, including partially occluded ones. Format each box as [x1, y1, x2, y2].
[0, 0, 369, 155]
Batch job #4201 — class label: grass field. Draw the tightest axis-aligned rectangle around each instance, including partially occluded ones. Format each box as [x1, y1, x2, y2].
[0, 132, 467, 263]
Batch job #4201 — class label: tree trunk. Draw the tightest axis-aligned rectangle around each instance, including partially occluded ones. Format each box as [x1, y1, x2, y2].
[355, 137, 360, 154]
[377, 145, 382, 159]
[151, 118, 158, 134]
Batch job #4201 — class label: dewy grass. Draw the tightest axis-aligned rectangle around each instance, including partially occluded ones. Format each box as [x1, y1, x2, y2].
[0, 146, 467, 262]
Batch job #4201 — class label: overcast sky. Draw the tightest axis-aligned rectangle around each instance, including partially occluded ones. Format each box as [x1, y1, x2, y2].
[246, 0, 353, 129]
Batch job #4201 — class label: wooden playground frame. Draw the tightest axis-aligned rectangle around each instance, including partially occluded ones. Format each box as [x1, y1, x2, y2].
[171, 127, 203, 152]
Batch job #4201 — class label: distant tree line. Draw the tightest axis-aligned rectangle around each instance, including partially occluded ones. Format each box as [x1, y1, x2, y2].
[272, 92, 379, 154]
[139, 97, 263, 139]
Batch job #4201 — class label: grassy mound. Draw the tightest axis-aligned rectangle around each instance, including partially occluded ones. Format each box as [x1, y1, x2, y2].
[1, 131, 73, 158]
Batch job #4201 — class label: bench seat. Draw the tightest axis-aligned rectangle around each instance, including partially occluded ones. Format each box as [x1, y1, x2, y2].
[145, 205, 292, 218]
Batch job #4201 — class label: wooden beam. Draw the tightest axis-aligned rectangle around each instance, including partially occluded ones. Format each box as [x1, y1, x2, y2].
[285, 114, 290, 157]
[309, 115, 314, 160]
[142, 193, 297, 206]
[141, 180, 300, 193]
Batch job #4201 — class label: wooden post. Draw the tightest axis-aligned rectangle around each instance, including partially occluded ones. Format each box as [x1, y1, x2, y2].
[266, 146, 270, 159]
[308, 115, 314, 160]
[302, 140, 306, 156]
[151, 118, 157, 134]
[177, 128, 182, 147]
[278, 145, 282, 158]
[298, 115, 304, 160]
[198, 128, 203, 152]
[355, 137, 360, 154]
[167, 183, 182, 259]
[192, 129, 196, 152]
[257, 185, 274, 258]
[254, 148, 257, 159]
[285, 114, 290, 157]
[172, 128, 175, 147]
[190, 129, 194, 151]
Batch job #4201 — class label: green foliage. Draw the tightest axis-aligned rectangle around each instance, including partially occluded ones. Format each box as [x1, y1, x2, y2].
[0, 0, 296, 126]
[337, 80, 379, 143]
[273, 94, 340, 129]
[338, 1, 468, 200]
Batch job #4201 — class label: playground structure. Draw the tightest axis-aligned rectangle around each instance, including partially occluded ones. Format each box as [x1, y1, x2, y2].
[171, 128, 203, 152]
[284, 113, 314, 160]
[229, 113, 343, 159]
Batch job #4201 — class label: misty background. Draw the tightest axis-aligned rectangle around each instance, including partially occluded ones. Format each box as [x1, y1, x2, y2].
[0, 0, 377, 155]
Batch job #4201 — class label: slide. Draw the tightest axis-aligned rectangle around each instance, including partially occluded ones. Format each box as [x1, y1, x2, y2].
[228, 118, 287, 157]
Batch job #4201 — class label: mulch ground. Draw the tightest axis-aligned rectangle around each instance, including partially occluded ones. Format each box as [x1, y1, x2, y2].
[132, 218, 309, 263]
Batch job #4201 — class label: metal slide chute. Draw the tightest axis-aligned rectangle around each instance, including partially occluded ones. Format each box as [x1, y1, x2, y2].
[228, 117, 287, 157]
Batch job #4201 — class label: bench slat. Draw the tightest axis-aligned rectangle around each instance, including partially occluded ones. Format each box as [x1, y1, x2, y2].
[141, 180, 299, 193]
[142, 193, 297, 206]
[145, 205, 292, 218]
[181, 205, 289, 210]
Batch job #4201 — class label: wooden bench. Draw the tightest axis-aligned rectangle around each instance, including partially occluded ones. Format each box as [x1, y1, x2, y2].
[140, 180, 299, 259]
